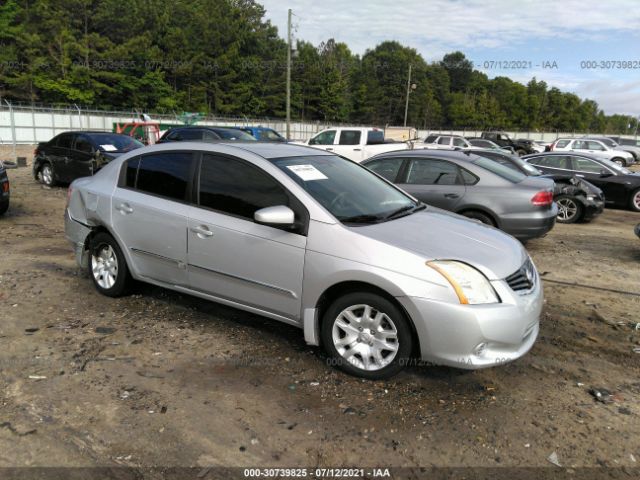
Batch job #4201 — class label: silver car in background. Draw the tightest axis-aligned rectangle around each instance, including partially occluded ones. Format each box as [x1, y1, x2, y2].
[65, 143, 542, 379]
[363, 150, 557, 241]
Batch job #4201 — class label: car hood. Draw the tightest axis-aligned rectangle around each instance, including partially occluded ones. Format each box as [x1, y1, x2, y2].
[352, 208, 527, 280]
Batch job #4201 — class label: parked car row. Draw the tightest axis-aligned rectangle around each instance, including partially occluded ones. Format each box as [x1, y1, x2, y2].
[7, 124, 638, 380]
[549, 138, 635, 167]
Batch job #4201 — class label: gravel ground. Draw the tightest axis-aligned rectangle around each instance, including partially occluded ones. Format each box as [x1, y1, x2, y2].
[1, 163, 639, 477]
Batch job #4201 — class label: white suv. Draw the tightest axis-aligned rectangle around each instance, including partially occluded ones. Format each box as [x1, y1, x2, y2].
[550, 138, 634, 166]
[421, 134, 471, 150]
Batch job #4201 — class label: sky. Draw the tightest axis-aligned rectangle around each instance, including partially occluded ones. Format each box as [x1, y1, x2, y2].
[259, 0, 640, 117]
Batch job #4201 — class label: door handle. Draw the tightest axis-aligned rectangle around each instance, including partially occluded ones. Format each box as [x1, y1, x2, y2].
[575, 174, 585, 178]
[353, 148, 361, 151]
[326, 147, 333, 151]
[444, 193, 460, 199]
[191, 225, 213, 238]
[116, 203, 133, 214]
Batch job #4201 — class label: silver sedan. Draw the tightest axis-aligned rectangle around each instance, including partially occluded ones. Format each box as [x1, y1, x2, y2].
[65, 142, 542, 379]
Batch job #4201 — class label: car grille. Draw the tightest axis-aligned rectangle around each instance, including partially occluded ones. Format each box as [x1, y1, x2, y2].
[506, 258, 536, 292]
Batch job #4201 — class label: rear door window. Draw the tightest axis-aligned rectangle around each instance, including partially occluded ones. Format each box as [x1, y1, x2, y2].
[128, 152, 195, 201]
[339, 130, 362, 145]
[56, 134, 74, 149]
[571, 156, 605, 173]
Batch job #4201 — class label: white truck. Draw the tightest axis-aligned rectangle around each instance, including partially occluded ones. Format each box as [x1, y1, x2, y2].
[303, 127, 408, 162]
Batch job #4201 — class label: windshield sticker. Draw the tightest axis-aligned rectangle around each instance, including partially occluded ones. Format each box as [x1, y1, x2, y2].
[100, 144, 117, 151]
[286, 164, 328, 181]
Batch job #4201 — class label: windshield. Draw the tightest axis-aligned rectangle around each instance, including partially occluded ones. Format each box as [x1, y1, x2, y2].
[213, 128, 257, 141]
[273, 155, 418, 223]
[87, 134, 143, 152]
[472, 156, 527, 183]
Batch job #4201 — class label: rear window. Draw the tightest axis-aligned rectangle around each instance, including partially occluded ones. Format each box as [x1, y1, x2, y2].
[366, 130, 385, 145]
[473, 157, 526, 183]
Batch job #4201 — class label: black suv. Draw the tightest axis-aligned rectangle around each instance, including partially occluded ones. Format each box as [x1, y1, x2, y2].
[0, 161, 10, 215]
[157, 126, 257, 143]
[33, 132, 143, 186]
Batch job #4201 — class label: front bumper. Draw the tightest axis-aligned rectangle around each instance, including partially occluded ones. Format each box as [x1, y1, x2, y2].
[398, 268, 542, 369]
[64, 209, 92, 268]
[582, 196, 605, 221]
[500, 204, 558, 240]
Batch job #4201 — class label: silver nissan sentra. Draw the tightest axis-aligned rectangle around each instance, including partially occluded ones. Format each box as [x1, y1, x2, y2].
[65, 142, 542, 379]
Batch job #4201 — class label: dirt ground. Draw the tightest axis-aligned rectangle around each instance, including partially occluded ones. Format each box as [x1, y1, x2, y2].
[1, 162, 640, 478]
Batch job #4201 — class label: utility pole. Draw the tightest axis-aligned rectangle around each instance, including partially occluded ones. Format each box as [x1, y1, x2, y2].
[403, 64, 412, 127]
[286, 8, 292, 139]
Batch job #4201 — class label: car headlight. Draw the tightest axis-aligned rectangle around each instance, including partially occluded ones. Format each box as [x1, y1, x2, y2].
[427, 260, 499, 305]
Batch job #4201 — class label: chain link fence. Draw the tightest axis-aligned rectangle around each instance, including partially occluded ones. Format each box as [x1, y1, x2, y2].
[0, 100, 637, 161]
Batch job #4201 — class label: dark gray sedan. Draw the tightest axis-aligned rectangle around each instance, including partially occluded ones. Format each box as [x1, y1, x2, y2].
[363, 150, 557, 240]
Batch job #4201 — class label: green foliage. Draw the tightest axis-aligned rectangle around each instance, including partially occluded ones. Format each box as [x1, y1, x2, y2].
[0, 0, 635, 133]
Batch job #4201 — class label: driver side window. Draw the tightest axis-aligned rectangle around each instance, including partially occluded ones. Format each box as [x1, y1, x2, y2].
[310, 130, 336, 145]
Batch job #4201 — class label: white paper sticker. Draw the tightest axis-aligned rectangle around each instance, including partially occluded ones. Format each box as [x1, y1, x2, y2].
[100, 144, 117, 151]
[286, 164, 328, 181]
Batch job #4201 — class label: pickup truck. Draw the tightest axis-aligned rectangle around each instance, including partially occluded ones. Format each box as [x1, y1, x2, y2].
[304, 127, 408, 162]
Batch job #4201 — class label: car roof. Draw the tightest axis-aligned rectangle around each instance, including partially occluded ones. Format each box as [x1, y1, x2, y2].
[218, 142, 333, 159]
[366, 148, 484, 164]
[522, 151, 604, 161]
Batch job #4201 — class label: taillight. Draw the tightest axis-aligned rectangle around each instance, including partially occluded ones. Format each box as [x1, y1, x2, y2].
[531, 191, 553, 206]
[549, 142, 555, 151]
[2, 181, 9, 193]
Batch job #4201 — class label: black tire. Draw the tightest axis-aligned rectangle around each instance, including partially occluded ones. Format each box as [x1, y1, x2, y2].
[630, 189, 640, 213]
[612, 157, 626, 167]
[321, 292, 413, 380]
[555, 195, 583, 224]
[39, 162, 57, 186]
[88, 232, 132, 297]
[0, 200, 8, 216]
[461, 210, 495, 226]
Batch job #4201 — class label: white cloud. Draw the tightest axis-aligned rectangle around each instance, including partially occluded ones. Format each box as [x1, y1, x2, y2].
[261, 0, 640, 56]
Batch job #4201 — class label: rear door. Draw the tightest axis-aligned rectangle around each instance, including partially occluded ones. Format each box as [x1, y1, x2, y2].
[333, 129, 363, 161]
[111, 151, 195, 286]
[187, 153, 307, 320]
[396, 157, 466, 209]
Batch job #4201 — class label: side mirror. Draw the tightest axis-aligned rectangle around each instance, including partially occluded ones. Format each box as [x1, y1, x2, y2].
[254, 205, 295, 226]
[600, 170, 613, 178]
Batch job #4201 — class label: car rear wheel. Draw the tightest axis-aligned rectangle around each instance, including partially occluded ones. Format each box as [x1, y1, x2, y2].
[556, 195, 583, 223]
[461, 210, 495, 226]
[321, 292, 412, 380]
[39, 163, 56, 187]
[612, 157, 626, 167]
[630, 189, 640, 212]
[88, 232, 132, 297]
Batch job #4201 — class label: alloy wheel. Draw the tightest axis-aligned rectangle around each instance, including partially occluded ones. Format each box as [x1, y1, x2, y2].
[41, 165, 53, 185]
[91, 245, 119, 289]
[557, 197, 578, 221]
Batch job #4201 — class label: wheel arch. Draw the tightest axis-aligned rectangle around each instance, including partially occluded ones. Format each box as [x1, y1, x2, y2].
[313, 280, 421, 358]
[456, 206, 499, 227]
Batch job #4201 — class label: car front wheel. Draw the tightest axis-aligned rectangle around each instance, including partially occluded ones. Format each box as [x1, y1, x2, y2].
[556, 195, 583, 223]
[88, 232, 132, 297]
[612, 157, 626, 167]
[321, 292, 412, 379]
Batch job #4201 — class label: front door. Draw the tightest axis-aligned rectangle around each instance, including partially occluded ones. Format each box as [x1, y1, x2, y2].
[568, 155, 626, 205]
[187, 153, 306, 320]
[111, 151, 195, 286]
